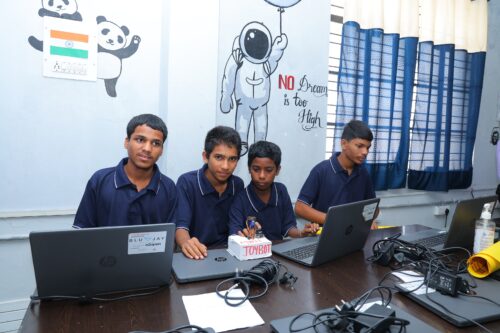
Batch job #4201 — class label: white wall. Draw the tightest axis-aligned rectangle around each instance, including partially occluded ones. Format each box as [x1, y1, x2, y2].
[1, 0, 499, 306]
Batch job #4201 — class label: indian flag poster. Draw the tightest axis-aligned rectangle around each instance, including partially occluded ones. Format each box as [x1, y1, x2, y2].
[43, 17, 97, 81]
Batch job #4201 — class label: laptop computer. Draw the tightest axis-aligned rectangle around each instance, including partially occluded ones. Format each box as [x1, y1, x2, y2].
[272, 198, 380, 267]
[398, 195, 497, 250]
[270, 301, 440, 333]
[172, 248, 263, 283]
[29, 223, 175, 300]
[396, 275, 500, 327]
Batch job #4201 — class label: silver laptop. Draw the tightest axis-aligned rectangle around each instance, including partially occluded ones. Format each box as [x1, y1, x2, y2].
[270, 301, 440, 333]
[398, 196, 497, 250]
[272, 198, 380, 267]
[29, 223, 175, 300]
[396, 275, 500, 327]
[172, 248, 263, 283]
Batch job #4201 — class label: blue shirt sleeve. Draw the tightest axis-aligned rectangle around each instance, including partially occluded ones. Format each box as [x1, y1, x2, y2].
[175, 176, 193, 230]
[163, 178, 178, 224]
[228, 193, 246, 236]
[280, 184, 297, 237]
[73, 178, 98, 228]
[297, 166, 321, 206]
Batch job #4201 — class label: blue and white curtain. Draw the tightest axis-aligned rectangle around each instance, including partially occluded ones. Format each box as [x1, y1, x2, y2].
[334, 0, 488, 191]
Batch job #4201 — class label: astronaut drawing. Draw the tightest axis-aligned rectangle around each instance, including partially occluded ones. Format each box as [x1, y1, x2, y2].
[220, 21, 288, 155]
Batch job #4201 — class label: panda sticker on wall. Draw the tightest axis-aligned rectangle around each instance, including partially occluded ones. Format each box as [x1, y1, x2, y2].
[28, 0, 83, 51]
[96, 16, 141, 98]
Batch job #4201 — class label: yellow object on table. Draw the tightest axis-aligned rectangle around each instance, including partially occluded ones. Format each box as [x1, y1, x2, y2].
[467, 241, 500, 278]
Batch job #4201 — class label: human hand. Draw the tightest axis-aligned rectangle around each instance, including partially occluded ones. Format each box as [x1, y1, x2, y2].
[180, 237, 207, 260]
[300, 223, 320, 237]
[238, 222, 262, 239]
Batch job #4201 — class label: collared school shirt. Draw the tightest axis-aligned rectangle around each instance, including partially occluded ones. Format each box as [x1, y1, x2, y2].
[176, 164, 244, 247]
[229, 182, 297, 240]
[297, 152, 375, 213]
[73, 158, 177, 228]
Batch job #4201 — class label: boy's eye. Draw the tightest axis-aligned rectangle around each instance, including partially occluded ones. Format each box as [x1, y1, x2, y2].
[228, 156, 238, 162]
[152, 141, 162, 147]
[214, 155, 224, 161]
[135, 137, 144, 143]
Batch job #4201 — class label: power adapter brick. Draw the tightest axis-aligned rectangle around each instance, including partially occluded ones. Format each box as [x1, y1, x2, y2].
[354, 303, 396, 333]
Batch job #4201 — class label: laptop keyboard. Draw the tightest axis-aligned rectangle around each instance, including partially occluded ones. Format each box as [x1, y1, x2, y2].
[414, 233, 447, 248]
[283, 243, 318, 260]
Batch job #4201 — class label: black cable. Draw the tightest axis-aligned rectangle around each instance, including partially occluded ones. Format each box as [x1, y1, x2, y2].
[129, 324, 211, 333]
[215, 259, 295, 306]
[30, 284, 170, 303]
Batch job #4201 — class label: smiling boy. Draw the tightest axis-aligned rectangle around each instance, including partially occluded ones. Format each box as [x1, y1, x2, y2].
[73, 114, 177, 228]
[295, 120, 377, 225]
[175, 126, 244, 259]
[229, 141, 319, 240]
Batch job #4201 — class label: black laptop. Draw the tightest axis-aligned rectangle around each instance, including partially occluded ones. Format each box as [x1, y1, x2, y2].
[172, 248, 263, 283]
[398, 196, 497, 250]
[396, 275, 500, 327]
[29, 223, 175, 300]
[270, 301, 440, 333]
[272, 198, 380, 267]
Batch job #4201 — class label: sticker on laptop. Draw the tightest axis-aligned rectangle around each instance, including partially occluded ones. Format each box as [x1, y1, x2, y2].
[362, 203, 378, 221]
[128, 231, 167, 255]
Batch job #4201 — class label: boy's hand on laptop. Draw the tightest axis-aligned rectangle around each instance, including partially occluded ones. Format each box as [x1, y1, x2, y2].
[301, 223, 320, 237]
[181, 237, 208, 260]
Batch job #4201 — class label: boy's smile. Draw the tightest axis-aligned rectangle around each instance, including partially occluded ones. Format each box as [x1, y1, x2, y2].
[203, 144, 239, 187]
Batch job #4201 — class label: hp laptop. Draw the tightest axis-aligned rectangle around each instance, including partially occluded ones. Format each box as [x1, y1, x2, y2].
[396, 275, 500, 327]
[29, 223, 175, 300]
[272, 198, 380, 267]
[398, 195, 497, 250]
[172, 248, 263, 283]
[270, 302, 440, 333]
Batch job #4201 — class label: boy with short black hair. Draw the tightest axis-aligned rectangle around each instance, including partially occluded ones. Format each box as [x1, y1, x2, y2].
[295, 120, 377, 225]
[229, 141, 319, 240]
[176, 126, 244, 259]
[73, 113, 177, 228]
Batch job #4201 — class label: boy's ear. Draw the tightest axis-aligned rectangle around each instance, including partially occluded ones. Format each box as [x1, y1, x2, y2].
[124, 137, 129, 149]
[340, 138, 348, 150]
[202, 150, 209, 163]
[276, 165, 281, 176]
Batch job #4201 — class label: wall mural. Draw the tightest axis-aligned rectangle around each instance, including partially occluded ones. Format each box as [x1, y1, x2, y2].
[27, 0, 141, 98]
[217, 0, 328, 156]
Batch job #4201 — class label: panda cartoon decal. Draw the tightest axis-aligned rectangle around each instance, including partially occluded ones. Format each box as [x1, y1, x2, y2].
[220, 21, 287, 155]
[96, 16, 141, 98]
[28, 0, 83, 51]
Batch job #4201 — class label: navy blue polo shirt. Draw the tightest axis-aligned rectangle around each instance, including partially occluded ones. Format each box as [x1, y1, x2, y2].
[229, 182, 297, 241]
[297, 152, 375, 213]
[176, 164, 244, 247]
[73, 158, 177, 228]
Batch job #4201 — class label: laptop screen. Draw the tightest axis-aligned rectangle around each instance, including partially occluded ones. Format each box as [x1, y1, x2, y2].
[30, 223, 175, 300]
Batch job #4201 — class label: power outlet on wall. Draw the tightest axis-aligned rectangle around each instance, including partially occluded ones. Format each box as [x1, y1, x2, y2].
[433, 205, 450, 216]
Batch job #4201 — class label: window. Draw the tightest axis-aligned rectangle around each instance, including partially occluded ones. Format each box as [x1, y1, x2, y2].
[326, 1, 344, 158]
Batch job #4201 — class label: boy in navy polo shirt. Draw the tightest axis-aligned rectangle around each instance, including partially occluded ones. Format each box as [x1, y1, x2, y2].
[73, 114, 177, 228]
[295, 120, 377, 225]
[176, 126, 244, 259]
[229, 141, 319, 240]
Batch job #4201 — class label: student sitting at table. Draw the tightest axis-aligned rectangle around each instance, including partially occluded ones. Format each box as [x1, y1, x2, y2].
[175, 126, 244, 259]
[229, 140, 319, 240]
[73, 114, 177, 228]
[295, 120, 378, 226]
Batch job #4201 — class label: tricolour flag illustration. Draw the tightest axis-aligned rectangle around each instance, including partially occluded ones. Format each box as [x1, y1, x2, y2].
[49, 30, 89, 59]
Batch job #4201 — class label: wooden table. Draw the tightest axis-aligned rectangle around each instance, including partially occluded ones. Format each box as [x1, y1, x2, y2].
[19, 225, 500, 332]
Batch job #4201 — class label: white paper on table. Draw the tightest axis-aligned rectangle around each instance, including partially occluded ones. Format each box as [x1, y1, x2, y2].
[182, 289, 265, 332]
[391, 270, 424, 283]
